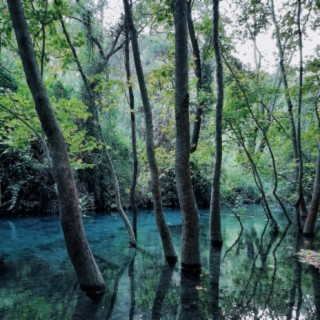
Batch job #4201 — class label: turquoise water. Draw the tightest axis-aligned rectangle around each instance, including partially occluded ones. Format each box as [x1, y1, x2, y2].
[0, 206, 319, 319]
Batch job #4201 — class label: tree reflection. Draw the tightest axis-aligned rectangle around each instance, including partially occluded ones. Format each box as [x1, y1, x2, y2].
[179, 273, 201, 320]
[151, 262, 176, 319]
[210, 245, 222, 319]
[128, 253, 136, 320]
[105, 249, 136, 319]
[286, 234, 303, 320]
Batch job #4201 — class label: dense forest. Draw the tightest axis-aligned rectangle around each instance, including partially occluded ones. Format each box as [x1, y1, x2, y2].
[1, 0, 320, 318]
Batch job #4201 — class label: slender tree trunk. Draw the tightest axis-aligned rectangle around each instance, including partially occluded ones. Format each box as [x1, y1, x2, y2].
[269, 0, 307, 228]
[187, 1, 203, 154]
[210, 0, 224, 246]
[223, 55, 290, 223]
[125, 22, 138, 237]
[8, 0, 106, 298]
[123, 0, 177, 263]
[303, 142, 320, 236]
[297, 0, 307, 227]
[229, 121, 278, 230]
[58, 12, 136, 247]
[173, 0, 201, 273]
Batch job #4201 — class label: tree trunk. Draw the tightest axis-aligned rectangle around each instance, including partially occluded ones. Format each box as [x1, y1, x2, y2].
[303, 142, 320, 236]
[125, 22, 138, 237]
[58, 12, 136, 247]
[210, 0, 224, 246]
[8, 0, 105, 298]
[297, 0, 307, 228]
[174, 0, 201, 272]
[269, 0, 307, 229]
[187, 1, 203, 154]
[123, 0, 177, 263]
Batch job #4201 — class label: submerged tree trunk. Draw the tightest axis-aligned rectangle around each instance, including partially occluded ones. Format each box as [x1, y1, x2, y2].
[125, 22, 138, 237]
[123, 0, 177, 263]
[303, 142, 320, 236]
[58, 12, 136, 247]
[8, 0, 106, 298]
[210, 0, 224, 246]
[174, 0, 201, 272]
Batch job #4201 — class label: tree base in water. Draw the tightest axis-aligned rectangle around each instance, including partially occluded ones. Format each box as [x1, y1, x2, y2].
[80, 284, 106, 301]
[166, 255, 178, 265]
[211, 240, 223, 248]
[181, 263, 201, 275]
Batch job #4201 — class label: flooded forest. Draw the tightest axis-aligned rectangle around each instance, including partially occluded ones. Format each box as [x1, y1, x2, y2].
[0, 0, 320, 319]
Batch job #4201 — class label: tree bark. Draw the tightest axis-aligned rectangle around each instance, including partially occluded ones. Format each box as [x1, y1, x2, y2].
[303, 142, 320, 236]
[8, 0, 105, 298]
[123, 0, 177, 263]
[58, 11, 136, 247]
[174, 0, 201, 272]
[187, 1, 203, 154]
[125, 21, 138, 237]
[297, 0, 307, 228]
[210, 0, 224, 246]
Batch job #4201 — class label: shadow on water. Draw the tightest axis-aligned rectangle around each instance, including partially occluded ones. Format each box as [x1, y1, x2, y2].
[151, 261, 176, 319]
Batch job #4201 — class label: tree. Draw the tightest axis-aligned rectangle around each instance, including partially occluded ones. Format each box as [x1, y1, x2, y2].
[123, 0, 177, 263]
[210, 0, 224, 246]
[174, 0, 201, 272]
[269, 0, 308, 230]
[56, 5, 136, 247]
[303, 142, 320, 236]
[7, 0, 105, 298]
[124, 21, 139, 236]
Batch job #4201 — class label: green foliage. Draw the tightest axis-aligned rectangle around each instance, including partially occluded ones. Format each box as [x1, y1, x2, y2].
[0, 66, 18, 92]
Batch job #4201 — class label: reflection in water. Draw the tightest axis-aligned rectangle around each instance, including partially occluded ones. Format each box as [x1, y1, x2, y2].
[210, 246, 222, 319]
[180, 273, 201, 320]
[7, 221, 17, 239]
[286, 234, 303, 320]
[128, 253, 136, 320]
[311, 264, 320, 319]
[0, 207, 320, 319]
[105, 249, 136, 319]
[72, 291, 102, 320]
[151, 262, 176, 319]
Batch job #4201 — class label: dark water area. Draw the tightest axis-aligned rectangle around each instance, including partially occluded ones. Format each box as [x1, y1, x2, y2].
[0, 205, 319, 319]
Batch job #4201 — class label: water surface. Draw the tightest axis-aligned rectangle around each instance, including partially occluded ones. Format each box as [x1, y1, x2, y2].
[0, 206, 319, 319]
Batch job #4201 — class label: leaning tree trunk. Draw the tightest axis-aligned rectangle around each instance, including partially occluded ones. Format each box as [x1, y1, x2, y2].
[303, 142, 320, 236]
[58, 12, 136, 247]
[210, 0, 224, 246]
[123, 0, 177, 263]
[174, 0, 201, 273]
[8, 0, 105, 298]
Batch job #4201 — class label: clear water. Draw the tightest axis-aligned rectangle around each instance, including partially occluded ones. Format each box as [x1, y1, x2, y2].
[0, 206, 319, 319]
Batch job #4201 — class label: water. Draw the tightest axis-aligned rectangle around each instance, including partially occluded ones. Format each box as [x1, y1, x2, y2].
[0, 206, 319, 319]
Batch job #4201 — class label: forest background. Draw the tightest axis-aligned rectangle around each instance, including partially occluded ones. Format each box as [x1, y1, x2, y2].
[0, 0, 320, 227]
